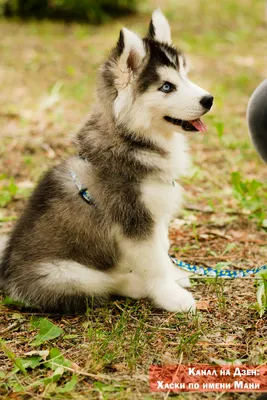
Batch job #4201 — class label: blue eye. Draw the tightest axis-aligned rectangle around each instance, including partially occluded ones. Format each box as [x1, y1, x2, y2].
[160, 82, 175, 93]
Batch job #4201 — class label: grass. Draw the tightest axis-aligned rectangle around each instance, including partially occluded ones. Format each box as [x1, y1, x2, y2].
[1, 0, 267, 398]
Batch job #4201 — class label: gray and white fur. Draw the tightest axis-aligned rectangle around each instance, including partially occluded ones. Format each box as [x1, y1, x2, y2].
[0, 10, 213, 314]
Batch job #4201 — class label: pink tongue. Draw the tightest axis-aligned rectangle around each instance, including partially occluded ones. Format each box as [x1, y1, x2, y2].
[190, 118, 207, 132]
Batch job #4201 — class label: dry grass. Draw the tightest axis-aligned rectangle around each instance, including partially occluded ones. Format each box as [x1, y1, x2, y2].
[0, 0, 267, 398]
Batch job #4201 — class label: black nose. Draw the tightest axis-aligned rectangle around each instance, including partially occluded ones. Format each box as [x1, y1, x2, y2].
[200, 95, 214, 110]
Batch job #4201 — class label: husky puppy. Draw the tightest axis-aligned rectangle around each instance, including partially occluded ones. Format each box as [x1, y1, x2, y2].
[0, 10, 213, 314]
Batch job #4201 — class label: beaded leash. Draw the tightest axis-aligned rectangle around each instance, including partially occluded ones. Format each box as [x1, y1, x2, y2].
[170, 257, 267, 279]
[70, 169, 267, 279]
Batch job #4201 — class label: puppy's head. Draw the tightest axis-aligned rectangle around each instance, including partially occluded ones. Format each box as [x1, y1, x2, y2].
[100, 9, 213, 134]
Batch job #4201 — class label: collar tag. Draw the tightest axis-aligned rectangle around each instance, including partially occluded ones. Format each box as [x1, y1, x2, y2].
[70, 170, 96, 206]
[79, 189, 96, 206]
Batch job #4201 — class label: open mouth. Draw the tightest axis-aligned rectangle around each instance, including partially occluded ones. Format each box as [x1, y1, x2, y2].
[164, 116, 207, 132]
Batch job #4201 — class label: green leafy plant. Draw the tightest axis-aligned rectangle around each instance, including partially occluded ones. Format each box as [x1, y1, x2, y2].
[1, 341, 78, 394]
[0, 175, 18, 207]
[0, 175, 32, 207]
[30, 318, 64, 346]
[2, 0, 140, 22]
[213, 120, 225, 141]
[256, 272, 267, 317]
[1, 320, 78, 394]
[231, 171, 266, 226]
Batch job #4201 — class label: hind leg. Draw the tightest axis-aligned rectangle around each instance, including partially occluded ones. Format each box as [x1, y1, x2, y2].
[109, 271, 148, 299]
[6, 260, 115, 313]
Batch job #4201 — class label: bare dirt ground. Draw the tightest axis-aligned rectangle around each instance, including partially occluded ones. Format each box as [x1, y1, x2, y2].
[0, 0, 267, 398]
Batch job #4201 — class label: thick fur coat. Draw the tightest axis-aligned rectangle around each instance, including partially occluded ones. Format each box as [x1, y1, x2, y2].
[0, 10, 213, 313]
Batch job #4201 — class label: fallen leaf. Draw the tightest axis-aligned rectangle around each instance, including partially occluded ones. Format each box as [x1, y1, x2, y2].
[196, 300, 210, 310]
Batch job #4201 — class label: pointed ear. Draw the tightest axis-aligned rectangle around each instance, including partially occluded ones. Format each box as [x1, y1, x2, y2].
[147, 9, 171, 44]
[116, 28, 146, 73]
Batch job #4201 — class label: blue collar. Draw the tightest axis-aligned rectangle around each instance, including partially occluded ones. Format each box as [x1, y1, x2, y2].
[70, 169, 178, 206]
[70, 170, 96, 206]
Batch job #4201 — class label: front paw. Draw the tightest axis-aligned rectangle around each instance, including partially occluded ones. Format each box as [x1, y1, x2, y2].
[151, 281, 196, 313]
[172, 267, 191, 288]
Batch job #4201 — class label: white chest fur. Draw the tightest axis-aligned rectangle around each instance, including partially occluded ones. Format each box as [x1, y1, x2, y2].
[140, 132, 190, 222]
[141, 179, 183, 222]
